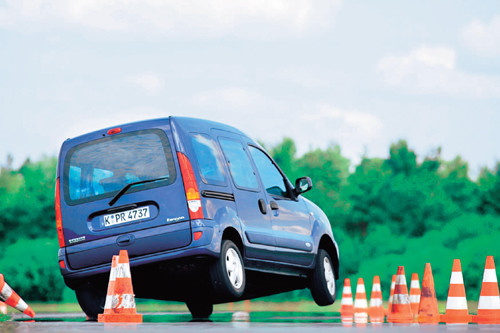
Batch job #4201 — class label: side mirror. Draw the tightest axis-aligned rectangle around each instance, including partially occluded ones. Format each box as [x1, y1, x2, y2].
[294, 176, 312, 196]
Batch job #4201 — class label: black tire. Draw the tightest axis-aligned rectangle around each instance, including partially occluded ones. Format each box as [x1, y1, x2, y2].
[186, 300, 213, 319]
[75, 281, 107, 321]
[309, 249, 336, 306]
[210, 240, 246, 299]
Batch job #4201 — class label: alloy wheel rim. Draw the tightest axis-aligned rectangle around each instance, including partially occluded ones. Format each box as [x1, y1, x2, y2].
[226, 248, 243, 289]
[323, 257, 335, 296]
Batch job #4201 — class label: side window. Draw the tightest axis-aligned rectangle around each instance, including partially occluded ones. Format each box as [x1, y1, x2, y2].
[219, 138, 259, 190]
[190, 133, 227, 186]
[249, 146, 289, 198]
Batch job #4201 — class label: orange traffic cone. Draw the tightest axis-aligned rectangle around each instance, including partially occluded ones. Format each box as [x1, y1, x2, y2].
[440, 259, 472, 324]
[98, 250, 143, 323]
[387, 266, 413, 323]
[387, 275, 396, 314]
[417, 263, 439, 324]
[473, 256, 500, 324]
[409, 273, 420, 318]
[0, 301, 7, 315]
[353, 278, 368, 325]
[340, 278, 354, 326]
[0, 274, 35, 318]
[369, 275, 385, 324]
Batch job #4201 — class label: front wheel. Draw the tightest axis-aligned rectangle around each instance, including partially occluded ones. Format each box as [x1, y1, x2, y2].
[309, 249, 336, 306]
[210, 240, 246, 299]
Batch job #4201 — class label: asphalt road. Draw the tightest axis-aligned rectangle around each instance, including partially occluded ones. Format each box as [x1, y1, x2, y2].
[4, 311, 500, 333]
[3, 321, 499, 332]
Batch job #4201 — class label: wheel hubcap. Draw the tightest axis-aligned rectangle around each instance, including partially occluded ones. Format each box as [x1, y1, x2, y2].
[323, 257, 335, 296]
[225, 248, 243, 289]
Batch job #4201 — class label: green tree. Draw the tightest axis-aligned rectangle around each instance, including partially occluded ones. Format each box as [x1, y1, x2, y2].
[439, 156, 480, 212]
[0, 157, 57, 244]
[478, 162, 500, 214]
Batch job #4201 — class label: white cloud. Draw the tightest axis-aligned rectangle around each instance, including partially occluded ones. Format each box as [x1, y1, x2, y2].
[126, 73, 165, 95]
[461, 15, 500, 57]
[377, 46, 500, 98]
[190, 87, 384, 165]
[301, 104, 383, 141]
[0, 0, 342, 38]
[193, 87, 266, 109]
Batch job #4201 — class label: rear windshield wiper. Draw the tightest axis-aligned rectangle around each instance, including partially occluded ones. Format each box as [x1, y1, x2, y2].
[108, 176, 169, 206]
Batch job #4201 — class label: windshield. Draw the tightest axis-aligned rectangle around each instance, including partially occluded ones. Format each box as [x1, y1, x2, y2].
[63, 129, 176, 205]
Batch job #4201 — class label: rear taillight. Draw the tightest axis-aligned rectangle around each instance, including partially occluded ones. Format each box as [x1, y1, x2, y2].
[55, 178, 65, 247]
[107, 127, 122, 135]
[177, 152, 204, 220]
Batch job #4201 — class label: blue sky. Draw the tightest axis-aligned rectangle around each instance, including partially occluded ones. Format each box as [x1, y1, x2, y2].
[1, 0, 499, 176]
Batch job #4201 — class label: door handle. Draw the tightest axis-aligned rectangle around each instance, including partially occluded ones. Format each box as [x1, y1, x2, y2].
[270, 201, 279, 210]
[116, 234, 135, 247]
[258, 199, 267, 214]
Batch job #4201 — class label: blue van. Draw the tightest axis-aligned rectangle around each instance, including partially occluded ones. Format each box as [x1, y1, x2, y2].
[55, 117, 339, 319]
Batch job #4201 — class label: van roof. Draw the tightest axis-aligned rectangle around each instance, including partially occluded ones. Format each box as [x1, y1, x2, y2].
[171, 116, 247, 137]
[63, 116, 248, 145]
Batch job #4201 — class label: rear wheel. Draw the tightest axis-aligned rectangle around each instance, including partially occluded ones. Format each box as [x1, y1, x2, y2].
[309, 249, 336, 306]
[210, 239, 246, 299]
[186, 300, 213, 319]
[75, 281, 106, 321]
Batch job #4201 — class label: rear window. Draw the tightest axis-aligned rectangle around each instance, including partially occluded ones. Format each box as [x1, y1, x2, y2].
[63, 129, 176, 205]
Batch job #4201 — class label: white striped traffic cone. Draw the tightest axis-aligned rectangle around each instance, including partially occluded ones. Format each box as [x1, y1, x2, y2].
[353, 278, 368, 325]
[473, 256, 500, 324]
[369, 275, 385, 324]
[0, 274, 35, 318]
[409, 273, 420, 319]
[387, 266, 413, 324]
[340, 278, 354, 326]
[98, 250, 143, 323]
[440, 259, 472, 324]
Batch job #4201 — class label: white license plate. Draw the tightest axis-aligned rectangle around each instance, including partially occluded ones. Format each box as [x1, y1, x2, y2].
[103, 207, 150, 227]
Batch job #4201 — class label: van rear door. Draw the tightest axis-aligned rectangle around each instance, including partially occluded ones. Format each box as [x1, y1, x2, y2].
[59, 122, 192, 270]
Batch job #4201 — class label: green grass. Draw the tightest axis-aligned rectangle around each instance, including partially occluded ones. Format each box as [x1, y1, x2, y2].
[26, 299, 478, 315]
[0, 314, 11, 322]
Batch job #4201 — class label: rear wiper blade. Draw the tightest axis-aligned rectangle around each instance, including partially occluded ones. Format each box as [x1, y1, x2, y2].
[108, 176, 169, 206]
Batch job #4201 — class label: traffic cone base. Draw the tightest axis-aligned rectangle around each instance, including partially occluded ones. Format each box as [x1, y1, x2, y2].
[97, 313, 143, 323]
[440, 311, 472, 324]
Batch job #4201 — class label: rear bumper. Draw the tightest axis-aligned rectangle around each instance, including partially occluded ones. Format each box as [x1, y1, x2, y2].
[60, 219, 221, 289]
